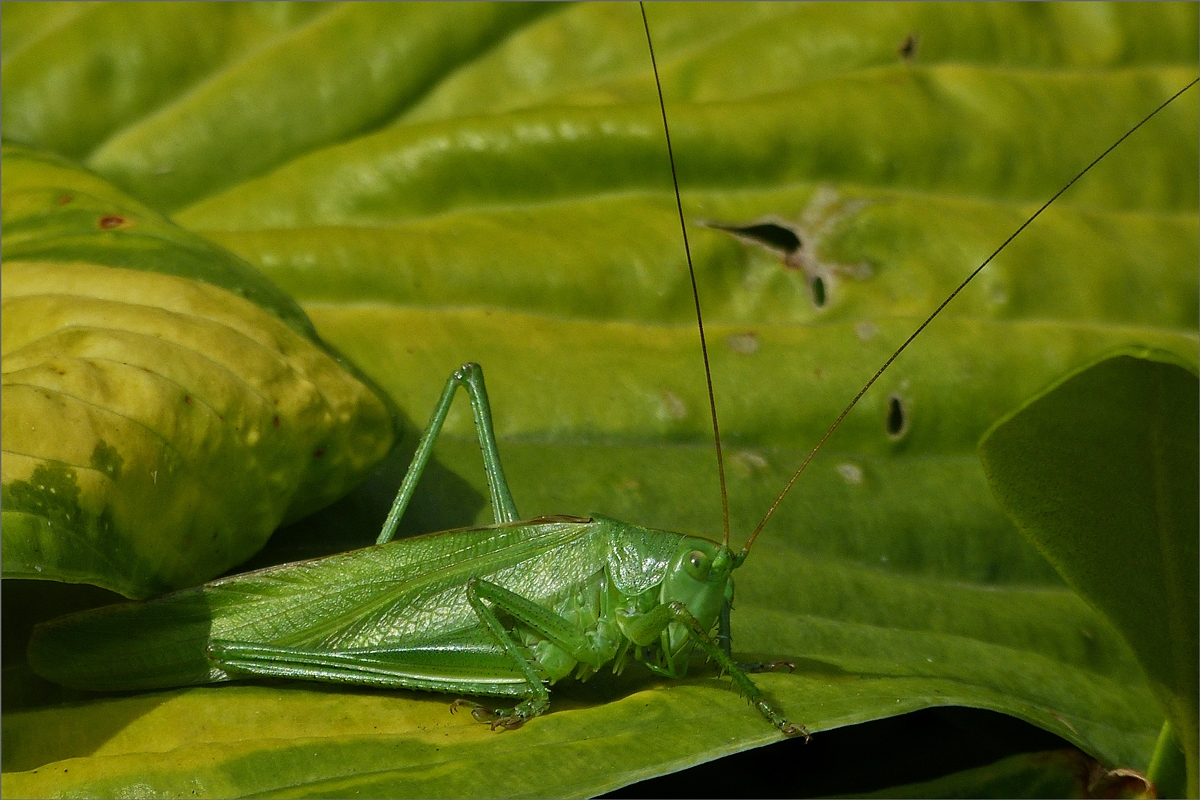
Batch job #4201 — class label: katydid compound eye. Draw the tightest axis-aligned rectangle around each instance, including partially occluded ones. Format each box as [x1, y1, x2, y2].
[685, 550, 711, 580]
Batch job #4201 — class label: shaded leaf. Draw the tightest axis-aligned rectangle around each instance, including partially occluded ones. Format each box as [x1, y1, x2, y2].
[853, 748, 1153, 799]
[979, 351, 1200, 795]
[1149, 721, 1190, 800]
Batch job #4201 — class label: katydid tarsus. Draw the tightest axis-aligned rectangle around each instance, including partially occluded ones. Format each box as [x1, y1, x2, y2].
[26, 8, 1198, 739]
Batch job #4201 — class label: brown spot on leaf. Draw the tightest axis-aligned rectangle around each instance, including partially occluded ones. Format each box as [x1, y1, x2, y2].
[314, 449, 325, 458]
[57, 194, 74, 205]
[273, 416, 280, 427]
[99, 215, 128, 230]
[1087, 761, 1153, 799]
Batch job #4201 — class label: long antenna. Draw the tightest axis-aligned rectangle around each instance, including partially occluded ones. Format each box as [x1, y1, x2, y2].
[741, 76, 1199, 556]
[640, 2, 731, 547]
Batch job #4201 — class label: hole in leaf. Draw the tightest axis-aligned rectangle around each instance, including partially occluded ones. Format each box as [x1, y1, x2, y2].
[886, 394, 907, 439]
[898, 32, 920, 61]
[704, 220, 802, 255]
[728, 222, 800, 253]
[810, 276, 827, 308]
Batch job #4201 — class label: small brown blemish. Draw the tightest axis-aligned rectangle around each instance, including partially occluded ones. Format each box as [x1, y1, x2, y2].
[1087, 765, 1152, 799]
[314, 449, 325, 458]
[99, 214, 128, 230]
[813, 368, 824, 380]
[57, 194, 74, 205]
[184, 395, 192, 405]
[272, 416, 280, 427]
[1049, 711, 1081, 737]
[898, 32, 920, 62]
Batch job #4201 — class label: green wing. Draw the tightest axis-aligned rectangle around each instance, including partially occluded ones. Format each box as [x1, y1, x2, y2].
[28, 518, 612, 691]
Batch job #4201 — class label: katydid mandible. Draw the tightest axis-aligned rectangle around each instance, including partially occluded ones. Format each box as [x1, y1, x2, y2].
[26, 8, 1198, 738]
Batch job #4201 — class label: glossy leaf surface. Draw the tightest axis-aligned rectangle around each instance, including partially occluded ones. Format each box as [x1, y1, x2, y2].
[2, 2, 1196, 797]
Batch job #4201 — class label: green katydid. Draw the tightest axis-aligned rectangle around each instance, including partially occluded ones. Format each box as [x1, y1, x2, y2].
[25, 7, 1198, 740]
[26, 357, 800, 735]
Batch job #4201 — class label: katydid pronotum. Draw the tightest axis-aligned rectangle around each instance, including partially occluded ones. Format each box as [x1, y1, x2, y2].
[27, 6, 1198, 739]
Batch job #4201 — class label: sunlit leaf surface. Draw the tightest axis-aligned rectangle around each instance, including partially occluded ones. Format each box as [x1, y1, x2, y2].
[2, 2, 1196, 797]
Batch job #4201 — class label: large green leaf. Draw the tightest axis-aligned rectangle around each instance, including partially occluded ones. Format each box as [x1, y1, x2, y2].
[2, 2, 1197, 797]
[979, 352, 1200, 797]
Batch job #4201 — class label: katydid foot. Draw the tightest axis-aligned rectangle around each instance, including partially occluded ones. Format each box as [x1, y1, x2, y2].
[450, 697, 550, 731]
[780, 720, 811, 741]
[748, 696, 810, 741]
[740, 662, 808, 739]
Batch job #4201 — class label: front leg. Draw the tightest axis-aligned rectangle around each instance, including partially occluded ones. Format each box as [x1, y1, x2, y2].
[623, 601, 809, 739]
[718, 588, 794, 675]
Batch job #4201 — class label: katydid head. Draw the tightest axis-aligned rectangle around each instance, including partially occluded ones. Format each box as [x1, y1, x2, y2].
[660, 537, 734, 653]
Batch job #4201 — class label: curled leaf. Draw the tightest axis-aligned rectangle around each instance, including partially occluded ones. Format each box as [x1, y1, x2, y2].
[980, 351, 1200, 796]
[1, 145, 395, 598]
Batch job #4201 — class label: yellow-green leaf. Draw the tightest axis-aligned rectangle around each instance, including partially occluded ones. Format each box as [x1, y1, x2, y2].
[1, 146, 395, 598]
